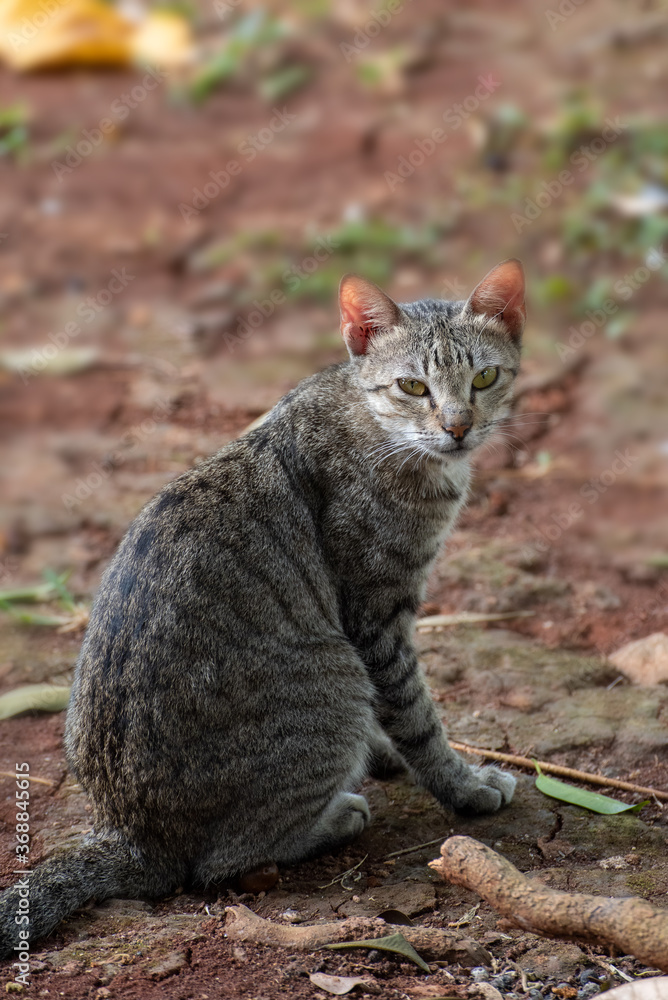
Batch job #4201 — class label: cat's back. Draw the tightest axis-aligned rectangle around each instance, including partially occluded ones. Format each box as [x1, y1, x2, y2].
[64, 372, 373, 823]
[66, 376, 345, 744]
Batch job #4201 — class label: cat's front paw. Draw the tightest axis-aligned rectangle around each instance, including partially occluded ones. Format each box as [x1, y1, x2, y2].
[450, 765, 516, 815]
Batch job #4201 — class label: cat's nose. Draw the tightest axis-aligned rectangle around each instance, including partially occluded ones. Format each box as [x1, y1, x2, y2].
[444, 421, 471, 441]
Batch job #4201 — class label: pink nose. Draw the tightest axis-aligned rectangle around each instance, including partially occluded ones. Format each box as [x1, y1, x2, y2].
[444, 423, 471, 441]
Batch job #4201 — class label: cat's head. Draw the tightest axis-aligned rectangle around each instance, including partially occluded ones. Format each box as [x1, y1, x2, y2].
[339, 260, 525, 464]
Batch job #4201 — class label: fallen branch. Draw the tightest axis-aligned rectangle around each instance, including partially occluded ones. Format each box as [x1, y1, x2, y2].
[429, 836, 668, 973]
[224, 903, 491, 967]
[448, 741, 668, 803]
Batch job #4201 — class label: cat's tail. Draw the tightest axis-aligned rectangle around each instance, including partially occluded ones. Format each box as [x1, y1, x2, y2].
[0, 833, 176, 959]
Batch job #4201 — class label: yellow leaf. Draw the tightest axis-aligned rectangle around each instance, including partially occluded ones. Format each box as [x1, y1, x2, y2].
[130, 11, 195, 68]
[0, 0, 193, 72]
[0, 684, 71, 720]
[0, 0, 133, 71]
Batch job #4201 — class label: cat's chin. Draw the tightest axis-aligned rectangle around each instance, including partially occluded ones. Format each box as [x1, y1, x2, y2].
[436, 445, 473, 461]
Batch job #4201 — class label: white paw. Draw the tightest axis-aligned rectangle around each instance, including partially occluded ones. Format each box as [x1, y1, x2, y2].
[453, 765, 516, 815]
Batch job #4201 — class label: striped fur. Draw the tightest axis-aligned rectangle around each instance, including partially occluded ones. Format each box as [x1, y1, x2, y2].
[0, 266, 522, 956]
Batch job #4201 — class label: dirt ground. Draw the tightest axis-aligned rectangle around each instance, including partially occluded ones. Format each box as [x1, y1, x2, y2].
[1, 0, 667, 997]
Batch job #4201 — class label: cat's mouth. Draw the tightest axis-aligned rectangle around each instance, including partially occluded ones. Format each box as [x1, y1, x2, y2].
[437, 440, 474, 458]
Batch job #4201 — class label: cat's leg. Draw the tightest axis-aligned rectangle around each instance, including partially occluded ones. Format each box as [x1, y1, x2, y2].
[193, 789, 371, 885]
[371, 644, 515, 814]
[273, 790, 371, 864]
[367, 725, 406, 779]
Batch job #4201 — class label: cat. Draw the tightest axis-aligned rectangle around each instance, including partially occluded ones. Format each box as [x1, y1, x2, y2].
[0, 258, 524, 958]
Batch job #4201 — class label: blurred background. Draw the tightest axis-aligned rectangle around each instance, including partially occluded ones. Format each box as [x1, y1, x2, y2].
[0, 0, 667, 685]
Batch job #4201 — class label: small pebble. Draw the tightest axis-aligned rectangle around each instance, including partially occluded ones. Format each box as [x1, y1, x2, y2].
[238, 862, 279, 893]
[492, 972, 516, 990]
[528, 990, 543, 1000]
[470, 966, 490, 982]
[579, 970, 602, 986]
[577, 986, 600, 1000]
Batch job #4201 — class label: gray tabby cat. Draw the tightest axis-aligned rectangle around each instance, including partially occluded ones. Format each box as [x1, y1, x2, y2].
[0, 258, 524, 957]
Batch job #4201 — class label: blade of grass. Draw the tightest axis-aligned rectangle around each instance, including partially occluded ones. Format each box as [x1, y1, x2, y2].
[42, 569, 75, 612]
[0, 582, 57, 603]
[0, 601, 69, 626]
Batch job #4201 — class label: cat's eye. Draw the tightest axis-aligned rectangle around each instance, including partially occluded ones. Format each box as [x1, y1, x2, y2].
[472, 367, 498, 390]
[398, 378, 428, 397]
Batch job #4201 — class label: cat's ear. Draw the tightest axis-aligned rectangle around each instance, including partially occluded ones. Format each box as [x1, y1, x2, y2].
[339, 274, 401, 357]
[464, 258, 526, 340]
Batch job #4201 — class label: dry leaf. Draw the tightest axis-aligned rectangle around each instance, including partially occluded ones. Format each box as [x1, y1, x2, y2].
[0, 684, 71, 720]
[0, 0, 132, 71]
[0, 0, 193, 71]
[0, 347, 98, 377]
[308, 972, 372, 995]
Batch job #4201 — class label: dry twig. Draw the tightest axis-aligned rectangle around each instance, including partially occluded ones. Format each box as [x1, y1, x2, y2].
[429, 836, 668, 972]
[448, 741, 668, 802]
[416, 611, 535, 630]
[224, 903, 492, 967]
[0, 771, 54, 786]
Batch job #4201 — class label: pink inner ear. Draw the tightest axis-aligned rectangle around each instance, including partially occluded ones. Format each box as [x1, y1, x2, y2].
[340, 300, 374, 356]
[468, 259, 526, 338]
[339, 275, 400, 356]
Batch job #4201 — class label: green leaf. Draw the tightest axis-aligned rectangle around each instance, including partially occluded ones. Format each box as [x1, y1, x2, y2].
[0, 582, 58, 604]
[0, 684, 72, 721]
[0, 601, 68, 626]
[647, 553, 668, 569]
[326, 931, 430, 973]
[534, 763, 648, 814]
[42, 569, 75, 612]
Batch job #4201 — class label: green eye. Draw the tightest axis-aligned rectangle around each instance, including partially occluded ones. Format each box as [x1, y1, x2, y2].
[398, 378, 428, 396]
[472, 367, 498, 390]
